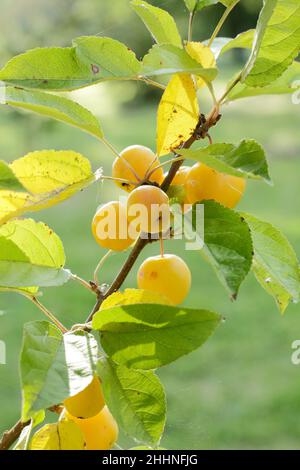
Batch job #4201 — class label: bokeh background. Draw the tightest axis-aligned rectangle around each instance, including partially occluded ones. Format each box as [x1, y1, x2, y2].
[1, 0, 300, 450]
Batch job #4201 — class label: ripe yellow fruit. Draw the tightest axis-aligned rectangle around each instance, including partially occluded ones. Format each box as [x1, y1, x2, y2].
[65, 406, 119, 450]
[168, 165, 190, 186]
[137, 254, 191, 305]
[64, 375, 105, 419]
[112, 145, 164, 192]
[92, 201, 136, 251]
[127, 185, 170, 234]
[185, 163, 246, 209]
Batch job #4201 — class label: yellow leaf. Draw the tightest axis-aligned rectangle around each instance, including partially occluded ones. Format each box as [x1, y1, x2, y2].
[0, 150, 99, 225]
[30, 421, 85, 450]
[10, 150, 92, 194]
[100, 288, 172, 311]
[185, 42, 216, 88]
[157, 73, 199, 157]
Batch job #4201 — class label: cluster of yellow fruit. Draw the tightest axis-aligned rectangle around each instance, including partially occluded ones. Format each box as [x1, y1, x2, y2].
[63, 376, 118, 450]
[92, 145, 246, 305]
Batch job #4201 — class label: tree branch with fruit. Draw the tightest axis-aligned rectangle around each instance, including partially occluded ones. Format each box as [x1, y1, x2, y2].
[0, 0, 300, 451]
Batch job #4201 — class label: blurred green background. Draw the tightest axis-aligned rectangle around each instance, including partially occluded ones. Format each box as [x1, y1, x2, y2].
[1, 0, 300, 450]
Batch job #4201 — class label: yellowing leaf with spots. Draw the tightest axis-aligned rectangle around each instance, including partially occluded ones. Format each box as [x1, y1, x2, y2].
[100, 288, 172, 311]
[30, 421, 85, 450]
[157, 73, 199, 157]
[186, 42, 216, 88]
[0, 150, 100, 225]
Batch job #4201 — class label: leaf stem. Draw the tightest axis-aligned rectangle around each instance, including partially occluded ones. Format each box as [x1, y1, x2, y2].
[141, 77, 166, 90]
[102, 137, 142, 182]
[22, 293, 68, 334]
[101, 175, 139, 187]
[71, 274, 95, 294]
[188, 11, 195, 42]
[94, 250, 113, 285]
[208, 1, 239, 48]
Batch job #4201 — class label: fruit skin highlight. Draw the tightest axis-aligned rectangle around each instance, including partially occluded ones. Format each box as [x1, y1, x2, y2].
[127, 185, 170, 234]
[65, 406, 119, 450]
[64, 375, 105, 419]
[112, 145, 164, 192]
[92, 201, 136, 252]
[185, 162, 246, 209]
[137, 254, 191, 305]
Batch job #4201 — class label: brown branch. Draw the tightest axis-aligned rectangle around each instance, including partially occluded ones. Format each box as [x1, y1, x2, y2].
[0, 406, 62, 451]
[87, 111, 221, 322]
[0, 104, 223, 452]
[0, 419, 29, 451]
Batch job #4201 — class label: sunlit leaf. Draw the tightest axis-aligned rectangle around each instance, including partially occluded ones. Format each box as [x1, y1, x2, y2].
[157, 74, 199, 157]
[93, 304, 221, 369]
[194, 201, 253, 297]
[98, 358, 166, 446]
[100, 288, 172, 311]
[0, 150, 99, 225]
[29, 421, 85, 450]
[185, 42, 216, 88]
[142, 44, 217, 81]
[0, 218, 70, 288]
[180, 139, 271, 183]
[242, 0, 300, 86]
[0, 38, 141, 91]
[242, 213, 300, 313]
[4, 86, 103, 139]
[21, 321, 98, 420]
[227, 61, 300, 101]
[131, 0, 182, 47]
[0, 160, 26, 192]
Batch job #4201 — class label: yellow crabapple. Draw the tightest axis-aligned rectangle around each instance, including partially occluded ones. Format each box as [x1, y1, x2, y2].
[92, 201, 136, 251]
[185, 162, 246, 208]
[127, 185, 170, 235]
[137, 254, 191, 305]
[65, 406, 118, 450]
[64, 375, 105, 419]
[112, 145, 164, 192]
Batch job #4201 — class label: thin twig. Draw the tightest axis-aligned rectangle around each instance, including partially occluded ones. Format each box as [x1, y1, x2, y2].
[102, 137, 141, 182]
[188, 11, 195, 42]
[208, 1, 239, 48]
[94, 250, 113, 285]
[141, 77, 166, 90]
[21, 293, 68, 334]
[71, 274, 96, 294]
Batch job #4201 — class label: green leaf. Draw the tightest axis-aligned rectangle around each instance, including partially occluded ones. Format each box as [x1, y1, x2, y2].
[183, 0, 238, 12]
[4, 87, 103, 139]
[197, 201, 253, 297]
[228, 61, 300, 101]
[92, 304, 221, 369]
[242, 213, 300, 313]
[180, 140, 271, 183]
[0, 218, 70, 288]
[0, 160, 26, 192]
[0, 150, 100, 225]
[242, 0, 300, 87]
[131, 1, 182, 48]
[0, 39, 141, 91]
[0, 47, 90, 91]
[142, 44, 218, 81]
[98, 358, 166, 446]
[73, 36, 141, 82]
[183, 0, 218, 12]
[20, 321, 98, 421]
[215, 29, 254, 58]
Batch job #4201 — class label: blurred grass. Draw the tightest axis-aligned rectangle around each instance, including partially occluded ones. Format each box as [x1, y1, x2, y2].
[0, 84, 300, 449]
